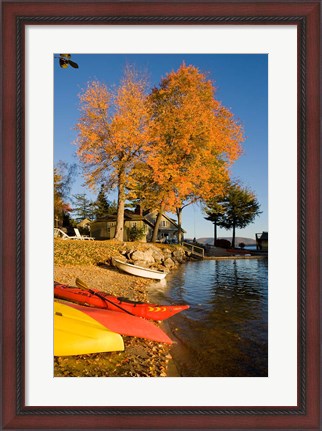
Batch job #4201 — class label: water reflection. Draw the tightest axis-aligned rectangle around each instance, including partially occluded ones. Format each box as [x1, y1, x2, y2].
[149, 259, 268, 377]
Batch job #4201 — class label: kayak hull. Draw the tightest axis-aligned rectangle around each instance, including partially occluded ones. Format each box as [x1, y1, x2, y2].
[54, 301, 124, 356]
[54, 282, 189, 320]
[57, 299, 173, 344]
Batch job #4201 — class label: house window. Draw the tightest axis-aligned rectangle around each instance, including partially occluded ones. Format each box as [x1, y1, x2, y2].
[160, 220, 167, 227]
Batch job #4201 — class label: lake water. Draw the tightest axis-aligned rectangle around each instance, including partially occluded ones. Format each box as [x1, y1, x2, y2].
[244, 244, 257, 250]
[148, 258, 268, 377]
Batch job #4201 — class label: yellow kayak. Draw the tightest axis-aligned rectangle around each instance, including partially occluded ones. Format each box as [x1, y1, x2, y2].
[54, 301, 124, 356]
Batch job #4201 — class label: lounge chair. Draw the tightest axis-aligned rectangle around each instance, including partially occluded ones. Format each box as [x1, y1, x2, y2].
[74, 228, 94, 240]
[54, 228, 78, 240]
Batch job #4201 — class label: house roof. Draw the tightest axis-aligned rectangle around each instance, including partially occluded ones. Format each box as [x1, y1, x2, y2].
[77, 218, 91, 228]
[162, 213, 186, 232]
[151, 212, 186, 233]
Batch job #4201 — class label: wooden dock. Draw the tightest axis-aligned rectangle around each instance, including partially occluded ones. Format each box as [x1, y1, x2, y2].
[182, 242, 204, 259]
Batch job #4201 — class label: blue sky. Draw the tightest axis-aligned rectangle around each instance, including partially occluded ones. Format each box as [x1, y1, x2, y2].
[54, 54, 268, 241]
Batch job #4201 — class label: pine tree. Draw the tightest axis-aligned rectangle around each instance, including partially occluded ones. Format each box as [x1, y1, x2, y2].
[54, 161, 76, 227]
[203, 197, 226, 245]
[218, 182, 261, 248]
[93, 185, 117, 219]
[72, 194, 94, 222]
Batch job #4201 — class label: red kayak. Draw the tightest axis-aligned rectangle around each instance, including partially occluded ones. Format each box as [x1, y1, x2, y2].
[54, 281, 189, 321]
[55, 299, 173, 344]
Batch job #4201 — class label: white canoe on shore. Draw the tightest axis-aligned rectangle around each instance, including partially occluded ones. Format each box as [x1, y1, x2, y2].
[113, 258, 167, 280]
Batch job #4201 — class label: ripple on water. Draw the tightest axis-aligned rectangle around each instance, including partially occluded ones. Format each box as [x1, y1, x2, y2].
[148, 259, 268, 377]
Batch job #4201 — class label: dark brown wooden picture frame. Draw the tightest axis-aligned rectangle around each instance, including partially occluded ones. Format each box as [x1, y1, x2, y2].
[1, 1, 320, 429]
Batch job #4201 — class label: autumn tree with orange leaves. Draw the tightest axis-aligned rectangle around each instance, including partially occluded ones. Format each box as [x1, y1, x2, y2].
[146, 63, 244, 242]
[75, 63, 243, 243]
[75, 67, 149, 241]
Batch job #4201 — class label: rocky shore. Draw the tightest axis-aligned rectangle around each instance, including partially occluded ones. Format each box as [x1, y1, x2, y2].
[54, 240, 189, 378]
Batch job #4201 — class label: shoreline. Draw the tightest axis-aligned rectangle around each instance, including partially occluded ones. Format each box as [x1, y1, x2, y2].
[204, 255, 267, 260]
[54, 241, 267, 377]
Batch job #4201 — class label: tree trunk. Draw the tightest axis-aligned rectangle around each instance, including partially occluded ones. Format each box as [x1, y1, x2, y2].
[152, 205, 164, 243]
[232, 222, 236, 248]
[214, 222, 217, 246]
[114, 170, 126, 241]
[176, 207, 183, 243]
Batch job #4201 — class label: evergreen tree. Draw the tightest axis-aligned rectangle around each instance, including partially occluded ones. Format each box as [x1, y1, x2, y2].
[203, 197, 226, 246]
[93, 185, 117, 219]
[54, 161, 76, 227]
[219, 182, 261, 248]
[72, 193, 94, 222]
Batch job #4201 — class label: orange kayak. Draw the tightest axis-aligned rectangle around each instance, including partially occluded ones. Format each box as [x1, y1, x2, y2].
[54, 281, 189, 321]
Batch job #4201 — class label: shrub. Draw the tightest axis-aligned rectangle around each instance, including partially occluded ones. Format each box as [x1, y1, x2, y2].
[128, 225, 146, 242]
[215, 239, 231, 248]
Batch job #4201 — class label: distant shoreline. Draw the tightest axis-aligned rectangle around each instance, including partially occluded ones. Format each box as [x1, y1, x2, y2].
[190, 237, 257, 246]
